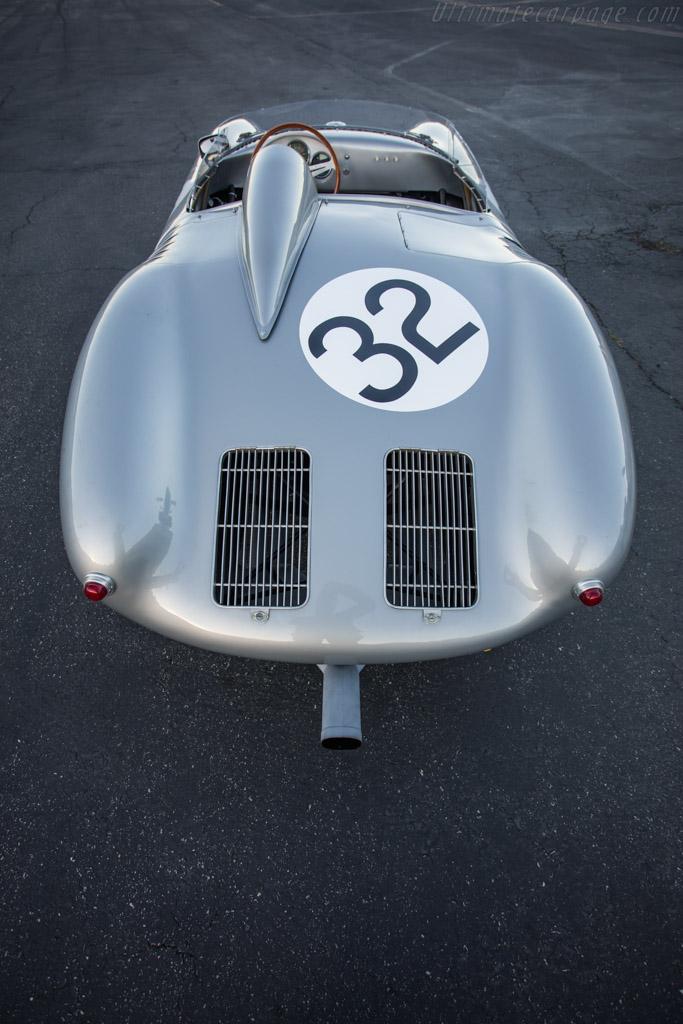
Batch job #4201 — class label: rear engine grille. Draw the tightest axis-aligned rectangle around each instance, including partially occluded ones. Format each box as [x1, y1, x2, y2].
[385, 449, 477, 609]
[214, 448, 310, 608]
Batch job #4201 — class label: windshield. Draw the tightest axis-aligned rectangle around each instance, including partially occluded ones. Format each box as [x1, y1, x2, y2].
[215, 99, 486, 197]
[238, 99, 453, 135]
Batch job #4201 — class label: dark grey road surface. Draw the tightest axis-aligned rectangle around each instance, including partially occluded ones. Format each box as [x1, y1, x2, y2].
[1, 2, 681, 1021]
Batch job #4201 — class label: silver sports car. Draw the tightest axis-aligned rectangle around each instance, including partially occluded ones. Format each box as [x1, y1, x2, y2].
[60, 100, 635, 747]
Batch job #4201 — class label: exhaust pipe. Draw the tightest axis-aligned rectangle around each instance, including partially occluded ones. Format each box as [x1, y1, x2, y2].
[319, 664, 363, 749]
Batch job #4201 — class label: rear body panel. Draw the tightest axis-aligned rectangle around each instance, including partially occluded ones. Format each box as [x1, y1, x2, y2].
[61, 192, 634, 663]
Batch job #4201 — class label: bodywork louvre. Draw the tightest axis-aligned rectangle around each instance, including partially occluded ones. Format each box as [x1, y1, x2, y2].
[214, 447, 310, 608]
[385, 448, 477, 609]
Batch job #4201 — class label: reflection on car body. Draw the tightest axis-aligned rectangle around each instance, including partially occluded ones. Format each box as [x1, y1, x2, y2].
[61, 100, 635, 747]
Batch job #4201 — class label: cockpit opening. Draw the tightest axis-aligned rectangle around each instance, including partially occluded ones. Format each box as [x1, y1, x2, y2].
[190, 123, 485, 214]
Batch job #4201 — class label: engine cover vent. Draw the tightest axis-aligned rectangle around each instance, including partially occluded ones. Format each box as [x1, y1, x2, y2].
[214, 448, 310, 608]
[385, 449, 477, 609]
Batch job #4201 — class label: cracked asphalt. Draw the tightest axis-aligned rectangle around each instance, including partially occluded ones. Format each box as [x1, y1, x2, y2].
[1, 1, 681, 1022]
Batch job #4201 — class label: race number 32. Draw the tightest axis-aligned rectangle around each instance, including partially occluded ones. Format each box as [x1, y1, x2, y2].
[299, 268, 488, 412]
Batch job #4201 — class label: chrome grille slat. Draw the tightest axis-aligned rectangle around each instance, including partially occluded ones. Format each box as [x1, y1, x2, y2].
[461, 453, 472, 606]
[267, 448, 276, 606]
[454, 452, 464, 607]
[420, 461, 425, 602]
[214, 448, 310, 608]
[417, 453, 421, 604]
[395, 454, 401, 609]
[247, 450, 256, 602]
[385, 448, 477, 609]
[436, 450, 446, 607]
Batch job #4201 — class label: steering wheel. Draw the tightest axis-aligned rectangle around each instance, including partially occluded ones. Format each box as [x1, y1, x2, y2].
[250, 122, 341, 194]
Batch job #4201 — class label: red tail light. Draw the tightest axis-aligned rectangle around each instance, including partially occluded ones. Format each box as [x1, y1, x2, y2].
[83, 574, 116, 601]
[573, 580, 604, 606]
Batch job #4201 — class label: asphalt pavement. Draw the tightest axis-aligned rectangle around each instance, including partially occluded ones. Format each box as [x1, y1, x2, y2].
[0, 1, 681, 1022]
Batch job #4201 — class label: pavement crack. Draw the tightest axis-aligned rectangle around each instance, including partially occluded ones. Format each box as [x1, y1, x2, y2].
[32, 0, 67, 56]
[7, 190, 61, 248]
[588, 302, 683, 412]
[648, 201, 683, 213]
[0, 85, 15, 110]
[540, 229, 570, 277]
[526, 212, 682, 409]
[56, 0, 67, 35]
[147, 939, 200, 979]
[148, 941, 197, 960]
[172, 121, 191, 153]
[626, 230, 680, 254]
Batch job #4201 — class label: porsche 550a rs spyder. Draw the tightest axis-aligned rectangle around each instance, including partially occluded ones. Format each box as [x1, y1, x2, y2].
[60, 100, 635, 747]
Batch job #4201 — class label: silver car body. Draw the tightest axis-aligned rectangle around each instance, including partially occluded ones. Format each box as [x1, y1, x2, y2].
[61, 100, 635, 673]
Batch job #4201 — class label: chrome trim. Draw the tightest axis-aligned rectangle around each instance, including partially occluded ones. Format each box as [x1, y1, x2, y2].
[83, 572, 116, 596]
[423, 610, 441, 624]
[572, 579, 605, 600]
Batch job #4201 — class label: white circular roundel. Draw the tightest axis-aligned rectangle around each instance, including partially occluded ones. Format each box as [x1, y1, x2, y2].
[299, 268, 488, 412]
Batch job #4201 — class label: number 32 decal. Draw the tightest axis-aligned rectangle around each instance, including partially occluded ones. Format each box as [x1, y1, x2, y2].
[299, 268, 489, 413]
[309, 279, 480, 403]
